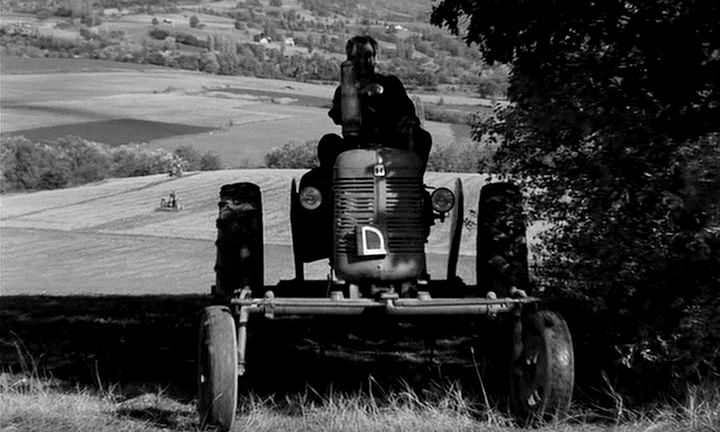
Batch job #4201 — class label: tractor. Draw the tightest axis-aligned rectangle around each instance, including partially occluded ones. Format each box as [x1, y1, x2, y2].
[158, 191, 182, 211]
[197, 62, 575, 431]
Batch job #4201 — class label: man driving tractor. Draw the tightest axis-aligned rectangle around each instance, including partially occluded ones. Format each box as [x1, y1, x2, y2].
[318, 35, 432, 168]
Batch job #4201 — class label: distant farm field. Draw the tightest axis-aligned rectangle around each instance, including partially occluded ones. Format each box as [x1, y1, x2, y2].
[0, 170, 490, 296]
[1, 57, 481, 167]
[2, 118, 215, 146]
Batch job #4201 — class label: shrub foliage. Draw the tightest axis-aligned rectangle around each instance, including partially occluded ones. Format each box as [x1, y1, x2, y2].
[0, 16, 504, 92]
[173, 145, 223, 171]
[264, 137, 497, 171]
[0, 136, 222, 193]
[432, 0, 720, 401]
[264, 140, 319, 168]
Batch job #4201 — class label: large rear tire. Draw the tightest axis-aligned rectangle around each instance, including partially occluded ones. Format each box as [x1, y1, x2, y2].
[476, 182, 529, 297]
[214, 183, 263, 303]
[510, 310, 574, 424]
[198, 306, 238, 431]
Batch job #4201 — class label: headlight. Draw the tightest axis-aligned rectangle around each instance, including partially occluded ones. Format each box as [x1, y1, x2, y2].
[431, 187, 455, 213]
[299, 186, 322, 210]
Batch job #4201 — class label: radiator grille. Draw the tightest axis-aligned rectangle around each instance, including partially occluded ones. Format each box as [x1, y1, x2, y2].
[335, 178, 374, 252]
[334, 177, 424, 253]
[386, 177, 424, 253]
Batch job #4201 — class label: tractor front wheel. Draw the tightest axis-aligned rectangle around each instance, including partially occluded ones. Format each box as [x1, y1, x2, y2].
[198, 306, 238, 431]
[510, 310, 574, 425]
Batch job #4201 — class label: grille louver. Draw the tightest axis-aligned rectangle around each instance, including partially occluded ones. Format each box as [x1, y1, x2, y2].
[334, 177, 424, 253]
[335, 178, 374, 252]
[386, 177, 424, 253]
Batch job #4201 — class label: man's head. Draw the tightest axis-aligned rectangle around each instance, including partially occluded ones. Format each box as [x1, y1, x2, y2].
[345, 35, 377, 78]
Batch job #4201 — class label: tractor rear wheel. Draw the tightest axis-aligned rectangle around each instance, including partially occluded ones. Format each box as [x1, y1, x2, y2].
[198, 306, 238, 431]
[214, 182, 264, 303]
[510, 310, 574, 424]
[476, 182, 529, 297]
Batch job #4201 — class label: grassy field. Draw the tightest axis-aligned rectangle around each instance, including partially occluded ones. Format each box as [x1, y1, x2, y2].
[0, 92, 715, 432]
[3, 171, 716, 431]
[1, 6, 717, 431]
[1, 56, 481, 167]
[0, 169, 492, 248]
[0, 169, 550, 432]
[0, 169, 490, 295]
[3, 294, 716, 432]
[5, 379, 693, 432]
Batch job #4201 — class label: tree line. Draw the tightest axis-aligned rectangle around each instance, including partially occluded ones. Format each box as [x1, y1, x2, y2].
[0, 136, 221, 193]
[433, 0, 720, 406]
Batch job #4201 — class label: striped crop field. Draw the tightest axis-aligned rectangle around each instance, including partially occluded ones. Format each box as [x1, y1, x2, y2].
[1, 57, 483, 168]
[0, 170, 496, 296]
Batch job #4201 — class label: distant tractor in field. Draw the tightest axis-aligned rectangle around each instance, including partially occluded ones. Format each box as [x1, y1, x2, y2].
[158, 191, 182, 211]
[197, 56, 574, 431]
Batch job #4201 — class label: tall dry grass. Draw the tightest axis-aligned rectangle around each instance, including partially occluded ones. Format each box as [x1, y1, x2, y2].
[3, 376, 718, 431]
[1, 337, 718, 431]
[0, 334, 194, 432]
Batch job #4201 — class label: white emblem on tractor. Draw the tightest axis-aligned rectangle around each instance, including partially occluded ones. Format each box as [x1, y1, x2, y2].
[373, 164, 385, 177]
[356, 225, 387, 256]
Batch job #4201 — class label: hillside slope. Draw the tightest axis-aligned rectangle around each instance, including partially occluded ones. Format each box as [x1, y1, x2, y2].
[1, 170, 491, 295]
[1, 169, 488, 251]
[1, 61, 485, 168]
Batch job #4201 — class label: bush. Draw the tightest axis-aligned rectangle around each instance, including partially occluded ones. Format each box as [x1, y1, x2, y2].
[189, 15, 199, 28]
[0, 137, 223, 193]
[54, 136, 109, 183]
[216, 52, 239, 75]
[37, 168, 70, 189]
[144, 51, 167, 66]
[175, 54, 199, 70]
[476, 65, 509, 99]
[423, 106, 474, 125]
[55, 7, 72, 17]
[426, 140, 496, 172]
[199, 51, 220, 74]
[175, 32, 206, 48]
[200, 152, 223, 170]
[0, 137, 67, 191]
[265, 140, 318, 168]
[108, 145, 173, 178]
[36, 9, 53, 20]
[148, 28, 170, 40]
[173, 145, 201, 170]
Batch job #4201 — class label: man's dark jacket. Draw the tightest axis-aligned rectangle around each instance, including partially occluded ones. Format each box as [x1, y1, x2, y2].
[328, 73, 419, 146]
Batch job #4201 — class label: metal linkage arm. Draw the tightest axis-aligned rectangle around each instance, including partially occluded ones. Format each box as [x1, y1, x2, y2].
[232, 294, 538, 318]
